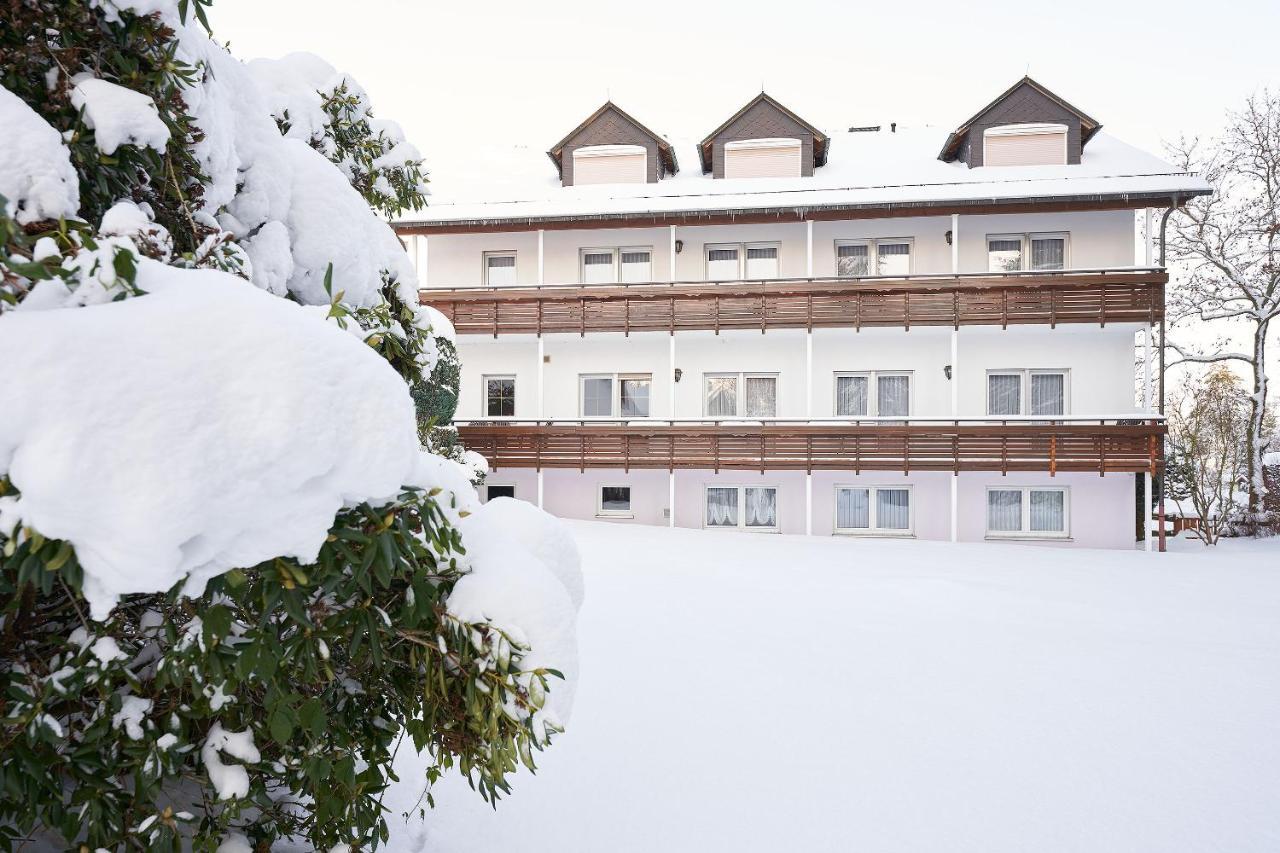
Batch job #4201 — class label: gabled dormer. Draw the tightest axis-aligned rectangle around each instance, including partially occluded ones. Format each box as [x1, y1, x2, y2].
[547, 102, 677, 187]
[698, 92, 828, 179]
[938, 76, 1102, 168]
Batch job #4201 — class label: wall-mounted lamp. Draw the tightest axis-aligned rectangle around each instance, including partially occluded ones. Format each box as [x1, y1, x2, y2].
[674, 239, 684, 254]
[674, 368, 683, 383]
[944, 230, 953, 246]
[943, 364, 953, 380]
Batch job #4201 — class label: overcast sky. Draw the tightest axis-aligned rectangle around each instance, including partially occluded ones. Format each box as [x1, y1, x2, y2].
[212, 0, 1278, 166]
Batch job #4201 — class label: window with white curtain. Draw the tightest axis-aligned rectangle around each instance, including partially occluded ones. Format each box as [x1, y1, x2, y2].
[484, 376, 516, 417]
[987, 370, 1067, 417]
[705, 243, 781, 281]
[987, 233, 1069, 272]
[986, 487, 1068, 537]
[580, 247, 652, 284]
[598, 485, 632, 517]
[835, 486, 912, 534]
[484, 252, 517, 286]
[704, 373, 777, 417]
[835, 372, 911, 418]
[705, 486, 778, 531]
[835, 239, 912, 277]
[580, 373, 651, 418]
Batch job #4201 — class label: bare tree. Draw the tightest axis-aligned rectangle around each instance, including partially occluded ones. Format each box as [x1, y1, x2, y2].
[1166, 367, 1250, 544]
[1165, 91, 1280, 522]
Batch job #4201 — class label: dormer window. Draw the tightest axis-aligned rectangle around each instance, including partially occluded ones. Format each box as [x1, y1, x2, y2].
[983, 124, 1069, 166]
[723, 138, 803, 179]
[572, 144, 648, 185]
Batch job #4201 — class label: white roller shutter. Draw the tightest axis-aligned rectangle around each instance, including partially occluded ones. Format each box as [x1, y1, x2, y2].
[723, 138, 802, 179]
[983, 124, 1068, 166]
[572, 144, 648, 185]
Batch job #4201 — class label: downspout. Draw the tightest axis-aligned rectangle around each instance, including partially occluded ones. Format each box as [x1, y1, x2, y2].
[1156, 198, 1178, 552]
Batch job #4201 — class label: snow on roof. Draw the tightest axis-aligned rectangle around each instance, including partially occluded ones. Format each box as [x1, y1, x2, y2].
[400, 127, 1210, 227]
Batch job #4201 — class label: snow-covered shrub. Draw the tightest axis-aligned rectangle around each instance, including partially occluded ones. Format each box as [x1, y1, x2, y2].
[0, 2, 579, 849]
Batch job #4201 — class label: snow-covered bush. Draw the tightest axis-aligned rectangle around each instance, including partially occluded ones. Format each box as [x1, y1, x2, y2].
[0, 2, 579, 849]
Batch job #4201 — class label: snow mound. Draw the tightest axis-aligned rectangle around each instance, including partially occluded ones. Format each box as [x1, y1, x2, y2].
[418, 304, 455, 343]
[450, 499, 583, 726]
[246, 53, 352, 153]
[0, 85, 80, 224]
[71, 76, 171, 155]
[0, 260, 421, 619]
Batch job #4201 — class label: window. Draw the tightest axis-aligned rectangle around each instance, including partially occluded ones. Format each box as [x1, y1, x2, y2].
[986, 370, 1067, 417]
[704, 373, 777, 417]
[580, 247, 652, 284]
[705, 243, 780, 281]
[572, 144, 647, 185]
[579, 373, 651, 418]
[983, 123, 1069, 167]
[986, 233, 1069, 272]
[723, 138, 803, 179]
[484, 252, 516, 286]
[986, 487, 1068, 537]
[484, 375, 515, 417]
[485, 484, 515, 501]
[834, 486, 913, 535]
[597, 485, 632, 517]
[834, 372, 911, 418]
[835, 239, 912, 277]
[705, 486, 778, 530]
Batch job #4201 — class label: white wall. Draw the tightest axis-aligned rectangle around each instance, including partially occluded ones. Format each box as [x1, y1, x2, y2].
[416, 210, 1141, 287]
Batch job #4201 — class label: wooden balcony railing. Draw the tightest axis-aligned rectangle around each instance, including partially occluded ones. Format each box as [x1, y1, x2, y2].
[457, 417, 1165, 475]
[422, 268, 1166, 337]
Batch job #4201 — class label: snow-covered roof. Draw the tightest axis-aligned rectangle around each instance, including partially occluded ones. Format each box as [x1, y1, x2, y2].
[397, 126, 1211, 230]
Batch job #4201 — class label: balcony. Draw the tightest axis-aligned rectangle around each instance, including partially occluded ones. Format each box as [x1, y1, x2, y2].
[421, 268, 1166, 337]
[457, 417, 1165, 475]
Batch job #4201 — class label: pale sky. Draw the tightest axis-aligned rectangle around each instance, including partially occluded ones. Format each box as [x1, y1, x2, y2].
[212, 0, 1279, 166]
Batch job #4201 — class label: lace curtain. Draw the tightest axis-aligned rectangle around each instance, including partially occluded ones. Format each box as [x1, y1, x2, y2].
[705, 376, 737, 416]
[744, 377, 777, 417]
[876, 489, 911, 529]
[836, 376, 868, 417]
[837, 244, 869, 278]
[744, 487, 777, 527]
[582, 376, 613, 417]
[620, 378, 649, 418]
[987, 374, 1022, 416]
[705, 487, 738, 526]
[988, 489, 1023, 532]
[837, 488, 870, 528]
[1029, 373, 1064, 417]
[1029, 490, 1065, 532]
[1031, 238, 1065, 270]
[876, 375, 910, 418]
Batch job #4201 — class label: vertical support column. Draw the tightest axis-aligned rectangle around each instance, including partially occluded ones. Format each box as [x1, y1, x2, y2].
[1142, 325, 1153, 411]
[668, 334, 677, 419]
[1144, 471, 1153, 552]
[950, 476, 959, 543]
[805, 219, 814, 278]
[537, 229, 545, 286]
[418, 235, 429, 288]
[950, 329, 959, 416]
[538, 470, 544, 510]
[805, 473, 813, 536]
[536, 228, 546, 513]
[536, 337, 545, 420]
[668, 471, 676, 529]
[805, 332, 814, 418]
[950, 213, 959, 274]
[669, 225, 677, 281]
[1144, 208, 1154, 267]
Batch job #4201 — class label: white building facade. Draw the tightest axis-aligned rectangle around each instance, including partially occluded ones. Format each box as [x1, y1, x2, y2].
[397, 79, 1211, 550]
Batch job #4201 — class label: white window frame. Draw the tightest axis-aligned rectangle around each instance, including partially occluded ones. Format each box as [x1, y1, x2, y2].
[984, 486, 1071, 539]
[483, 251, 517, 286]
[596, 484, 634, 518]
[983, 123, 1069, 165]
[834, 238, 914, 277]
[985, 232, 1071, 272]
[702, 484, 780, 532]
[702, 372, 779, 418]
[704, 242, 781, 281]
[833, 485, 915, 536]
[832, 371, 914, 418]
[578, 372, 652, 419]
[579, 246, 653, 284]
[482, 374, 516, 419]
[985, 369, 1070, 417]
[484, 483, 516, 502]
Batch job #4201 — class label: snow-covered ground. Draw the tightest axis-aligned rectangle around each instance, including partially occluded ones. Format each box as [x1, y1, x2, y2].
[392, 523, 1280, 853]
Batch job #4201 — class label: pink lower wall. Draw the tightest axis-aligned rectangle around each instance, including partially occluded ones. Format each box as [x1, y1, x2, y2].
[480, 466, 1138, 549]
